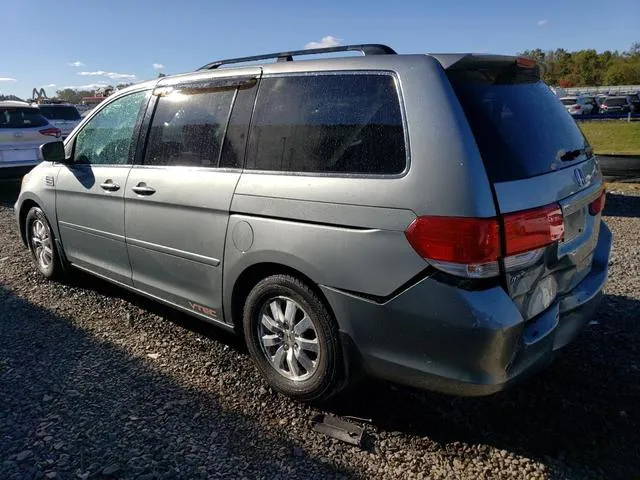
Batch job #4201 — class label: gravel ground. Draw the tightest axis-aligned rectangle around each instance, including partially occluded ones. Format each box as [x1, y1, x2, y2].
[0, 182, 639, 479]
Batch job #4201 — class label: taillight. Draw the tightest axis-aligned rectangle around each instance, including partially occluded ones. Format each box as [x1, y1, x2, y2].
[39, 127, 61, 138]
[589, 189, 606, 215]
[405, 203, 565, 279]
[405, 216, 501, 278]
[503, 204, 564, 256]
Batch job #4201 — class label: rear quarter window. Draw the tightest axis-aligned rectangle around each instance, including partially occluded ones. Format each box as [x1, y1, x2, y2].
[246, 73, 406, 175]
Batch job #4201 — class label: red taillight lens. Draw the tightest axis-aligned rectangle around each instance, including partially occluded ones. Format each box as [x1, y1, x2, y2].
[405, 216, 501, 264]
[39, 127, 61, 138]
[503, 204, 564, 256]
[589, 189, 606, 215]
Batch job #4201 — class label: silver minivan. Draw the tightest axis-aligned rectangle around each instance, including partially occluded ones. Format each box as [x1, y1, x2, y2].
[15, 45, 611, 401]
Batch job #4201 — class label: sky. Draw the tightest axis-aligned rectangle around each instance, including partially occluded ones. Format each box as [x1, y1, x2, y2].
[1, 0, 638, 99]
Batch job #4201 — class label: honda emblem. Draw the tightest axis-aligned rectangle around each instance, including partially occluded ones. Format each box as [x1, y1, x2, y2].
[574, 168, 587, 187]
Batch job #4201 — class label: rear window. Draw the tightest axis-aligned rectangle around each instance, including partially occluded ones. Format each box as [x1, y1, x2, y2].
[560, 98, 577, 105]
[246, 74, 406, 175]
[605, 97, 628, 106]
[448, 63, 589, 183]
[0, 107, 49, 128]
[39, 105, 81, 121]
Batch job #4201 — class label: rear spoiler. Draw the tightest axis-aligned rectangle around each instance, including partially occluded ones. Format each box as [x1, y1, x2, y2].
[428, 53, 542, 77]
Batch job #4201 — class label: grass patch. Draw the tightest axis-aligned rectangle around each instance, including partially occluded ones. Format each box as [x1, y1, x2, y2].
[579, 121, 640, 155]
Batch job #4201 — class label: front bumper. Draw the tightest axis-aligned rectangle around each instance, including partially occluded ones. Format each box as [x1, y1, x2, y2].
[322, 222, 612, 396]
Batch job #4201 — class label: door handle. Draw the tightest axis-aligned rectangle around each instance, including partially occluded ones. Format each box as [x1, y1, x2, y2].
[100, 180, 120, 192]
[132, 183, 156, 196]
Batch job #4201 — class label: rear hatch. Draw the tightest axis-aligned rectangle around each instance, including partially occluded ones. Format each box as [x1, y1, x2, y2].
[0, 105, 57, 165]
[445, 56, 605, 321]
[38, 105, 81, 136]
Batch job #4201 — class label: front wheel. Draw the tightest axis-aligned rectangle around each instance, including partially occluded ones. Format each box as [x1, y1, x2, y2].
[243, 274, 343, 402]
[25, 207, 64, 280]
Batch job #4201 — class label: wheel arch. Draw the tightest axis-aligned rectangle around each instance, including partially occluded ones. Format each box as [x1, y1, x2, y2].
[228, 262, 337, 336]
[18, 197, 42, 246]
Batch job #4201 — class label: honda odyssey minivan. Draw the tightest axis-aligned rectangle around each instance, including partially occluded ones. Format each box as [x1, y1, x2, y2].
[15, 44, 611, 401]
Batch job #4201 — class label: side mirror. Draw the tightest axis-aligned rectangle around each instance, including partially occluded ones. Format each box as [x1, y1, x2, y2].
[40, 141, 67, 163]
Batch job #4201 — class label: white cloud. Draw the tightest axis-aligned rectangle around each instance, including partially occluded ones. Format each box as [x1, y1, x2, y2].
[537, 19, 549, 26]
[40, 83, 56, 88]
[153, 63, 165, 70]
[304, 35, 342, 49]
[0, 77, 17, 82]
[62, 83, 109, 90]
[68, 61, 85, 67]
[79, 71, 136, 80]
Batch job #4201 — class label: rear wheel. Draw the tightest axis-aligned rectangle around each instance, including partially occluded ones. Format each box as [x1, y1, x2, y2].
[25, 207, 64, 280]
[243, 274, 343, 402]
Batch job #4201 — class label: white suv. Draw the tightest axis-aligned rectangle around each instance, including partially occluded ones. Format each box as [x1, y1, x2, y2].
[0, 101, 60, 179]
[560, 96, 594, 116]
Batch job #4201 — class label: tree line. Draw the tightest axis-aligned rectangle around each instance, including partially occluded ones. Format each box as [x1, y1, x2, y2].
[521, 42, 640, 87]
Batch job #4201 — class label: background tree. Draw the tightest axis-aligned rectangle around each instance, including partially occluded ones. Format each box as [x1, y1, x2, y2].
[520, 43, 639, 86]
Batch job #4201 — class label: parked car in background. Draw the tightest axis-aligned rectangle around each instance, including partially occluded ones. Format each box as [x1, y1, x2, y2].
[15, 46, 611, 402]
[560, 96, 594, 116]
[37, 104, 82, 139]
[581, 96, 599, 115]
[595, 95, 607, 110]
[600, 96, 632, 114]
[627, 94, 640, 113]
[0, 101, 60, 179]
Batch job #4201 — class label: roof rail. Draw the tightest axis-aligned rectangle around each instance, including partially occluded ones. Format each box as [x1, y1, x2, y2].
[197, 44, 396, 70]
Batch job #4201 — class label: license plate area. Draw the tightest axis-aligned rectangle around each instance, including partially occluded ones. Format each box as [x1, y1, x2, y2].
[0, 148, 38, 163]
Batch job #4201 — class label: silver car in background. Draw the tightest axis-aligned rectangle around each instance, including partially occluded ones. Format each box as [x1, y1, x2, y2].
[36, 104, 82, 139]
[0, 101, 60, 180]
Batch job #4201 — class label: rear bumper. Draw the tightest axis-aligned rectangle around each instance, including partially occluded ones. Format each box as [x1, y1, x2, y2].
[322, 222, 612, 396]
[0, 164, 37, 180]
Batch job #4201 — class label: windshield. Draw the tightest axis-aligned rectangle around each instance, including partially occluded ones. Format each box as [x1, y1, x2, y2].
[604, 98, 628, 107]
[38, 105, 81, 121]
[561, 98, 577, 105]
[0, 107, 49, 128]
[448, 63, 589, 183]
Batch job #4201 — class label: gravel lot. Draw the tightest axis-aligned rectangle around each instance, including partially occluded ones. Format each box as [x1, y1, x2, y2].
[1, 181, 639, 479]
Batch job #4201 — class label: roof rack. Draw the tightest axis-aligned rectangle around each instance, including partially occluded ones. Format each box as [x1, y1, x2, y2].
[197, 44, 396, 70]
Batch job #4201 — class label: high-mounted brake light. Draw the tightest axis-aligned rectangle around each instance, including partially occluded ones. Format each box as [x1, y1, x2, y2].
[516, 57, 537, 68]
[39, 127, 61, 138]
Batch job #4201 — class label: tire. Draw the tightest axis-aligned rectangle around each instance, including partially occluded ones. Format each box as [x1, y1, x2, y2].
[25, 207, 64, 280]
[243, 274, 343, 402]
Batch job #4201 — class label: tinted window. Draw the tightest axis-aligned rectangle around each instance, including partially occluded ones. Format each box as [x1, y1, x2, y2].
[605, 97, 628, 106]
[219, 83, 257, 169]
[144, 88, 234, 167]
[0, 107, 48, 128]
[449, 64, 589, 183]
[246, 74, 406, 174]
[74, 91, 147, 165]
[39, 105, 81, 121]
[560, 98, 576, 105]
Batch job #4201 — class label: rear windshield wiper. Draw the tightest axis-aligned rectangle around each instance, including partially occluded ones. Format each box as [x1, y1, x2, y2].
[558, 147, 592, 162]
